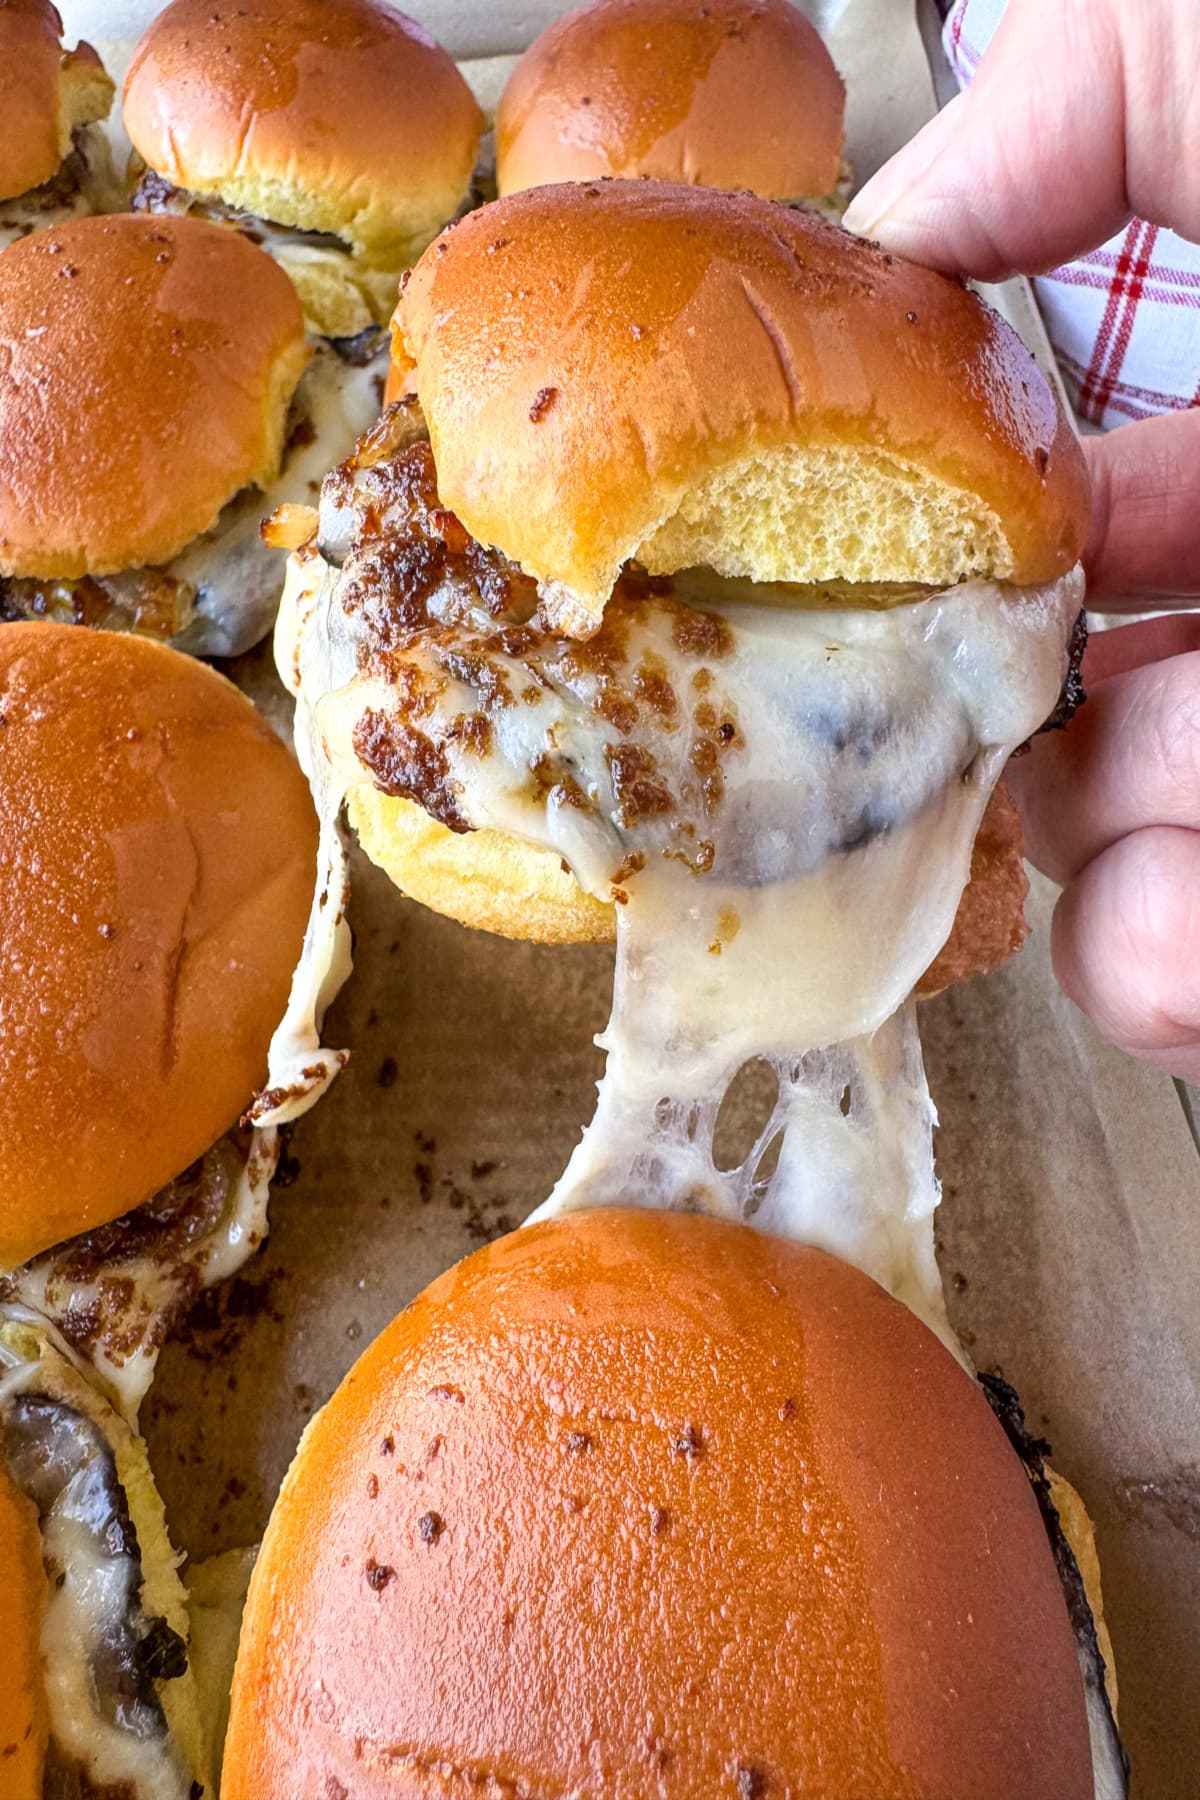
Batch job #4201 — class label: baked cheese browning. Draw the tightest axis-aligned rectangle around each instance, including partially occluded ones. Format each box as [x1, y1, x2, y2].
[1, 1129, 278, 1421]
[281, 422, 1080, 1339]
[317, 427, 1070, 898]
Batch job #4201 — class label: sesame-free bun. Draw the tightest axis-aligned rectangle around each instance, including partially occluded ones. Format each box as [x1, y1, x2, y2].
[395, 184, 1089, 633]
[0, 0, 113, 202]
[349, 774, 1029, 990]
[0, 625, 317, 1268]
[0, 1466, 46, 1799]
[224, 1209, 1093, 1799]
[0, 214, 308, 579]
[350, 784, 615, 946]
[497, 0, 844, 200]
[123, 0, 484, 316]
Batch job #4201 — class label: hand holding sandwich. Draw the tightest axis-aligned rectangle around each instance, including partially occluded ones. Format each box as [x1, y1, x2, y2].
[846, 0, 1200, 1080]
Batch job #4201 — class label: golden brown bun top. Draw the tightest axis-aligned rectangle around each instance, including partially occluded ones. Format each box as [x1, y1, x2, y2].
[0, 0, 113, 202]
[0, 213, 308, 579]
[497, 0, 844, 200]
[123, 0, 484, 261]
[395, 184, 1088, 629]
[0, 1467, 46, 1797]
[225, 1209, 1093, 1800]
[0, 624, 317, 1267]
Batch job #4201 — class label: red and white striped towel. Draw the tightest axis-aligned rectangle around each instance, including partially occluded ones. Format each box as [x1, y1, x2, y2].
[943, 0, 1200, 431]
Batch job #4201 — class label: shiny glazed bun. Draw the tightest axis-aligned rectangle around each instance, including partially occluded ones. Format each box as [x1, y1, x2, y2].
[225, 1209, 1093, 1799]
[0, 624, 317, 1267]
[0, 0, 113, 202]
[0, 213, 308, 580]
[394, 183, 1088, 631]
[497, 0, 844, 200]
[0, 1467, 46, 1797]
[123, 0, 484, 270]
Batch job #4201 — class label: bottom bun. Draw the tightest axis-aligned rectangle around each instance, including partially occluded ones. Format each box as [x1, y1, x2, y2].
[225, 1208, 1093, 1800]
[350, 782, 613, 945]
[349, 775, 1029, 989]
[1048, 1468, 1119, 1720]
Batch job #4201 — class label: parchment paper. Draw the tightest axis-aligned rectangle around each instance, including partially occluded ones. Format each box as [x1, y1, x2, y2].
[54, 3, 1200, 1793]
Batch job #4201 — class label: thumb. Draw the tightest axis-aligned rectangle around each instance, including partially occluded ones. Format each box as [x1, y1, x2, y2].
[843, 0, 1200, 279]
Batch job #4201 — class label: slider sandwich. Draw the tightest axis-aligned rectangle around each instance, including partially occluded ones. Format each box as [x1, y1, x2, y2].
[223, 1209, 1125, 1796]
[0, 623, 332, 1414]
[0, 0, 116, 253]
[0, 1317, 210, 1797]
[0, 212, 385, 657]
[277, 181, 1087, 1331]
[497, 0, 848, 213]
[123, 0, 486, 343]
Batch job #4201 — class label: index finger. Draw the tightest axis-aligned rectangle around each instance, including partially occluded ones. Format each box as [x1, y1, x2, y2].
[843, 0, 1200, 280]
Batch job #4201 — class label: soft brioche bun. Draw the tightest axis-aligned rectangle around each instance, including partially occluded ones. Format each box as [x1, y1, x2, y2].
[123, 0, 484, 293]
[0, 0, 113, 202]
[225, 1209, 1093, 1799]
[0, 1465, 47, 1798]
[394, 183, 1088, 633]
[0, 625, 317, 1269]
[349, 774, 1029, 989]
[350, 783, 615, 945]
[0, 1318, 210, 1791]
[0, 214, 308, 579]
[497, 0, 844, 201]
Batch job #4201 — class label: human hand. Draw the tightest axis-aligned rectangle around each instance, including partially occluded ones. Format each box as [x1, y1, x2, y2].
[845, 0, 1200, 1079]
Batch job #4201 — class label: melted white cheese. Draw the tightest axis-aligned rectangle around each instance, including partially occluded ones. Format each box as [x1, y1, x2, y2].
[0, 482, 364, 1408]
[0, 1337, 196, 1799]
[524, 574, 1080, 1345]
[2, 1129, 278, 1423]
[169, 342, 386, 658]
[284, 543, 1080, 1347]
[252, 551, 355, 1127]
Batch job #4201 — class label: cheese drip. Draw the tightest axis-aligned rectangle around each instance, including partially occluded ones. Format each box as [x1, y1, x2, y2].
[253, 551, 354, 1128]
[280, 486, 1080, 1340]
[0, 1128, 278, 1423]
[471, 576, 1078, 1343]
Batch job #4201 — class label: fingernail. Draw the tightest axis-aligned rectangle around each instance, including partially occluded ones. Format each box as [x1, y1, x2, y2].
[843, 94, 966, 239]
